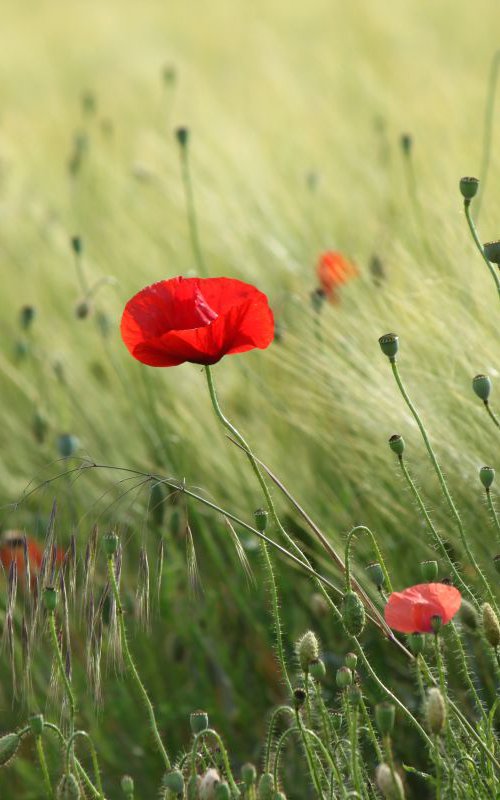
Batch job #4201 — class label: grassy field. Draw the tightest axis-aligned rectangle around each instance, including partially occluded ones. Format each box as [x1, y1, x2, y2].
[1, 1, 500, 797]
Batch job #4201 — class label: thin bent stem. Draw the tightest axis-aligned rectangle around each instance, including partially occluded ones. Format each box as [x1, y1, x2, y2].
[344, 525, 393, 594]
[476, 50, 500, 219]
[485, 401, 500, 430]
[35, 736, 54, 799]
[107, 555, 171, 772]
[265, 705, 294, 772]
[464, 200, 500, 300]
[191, 729, 240, 797]
[486, 488, 500, 544]
[178, 144, 208, 277]
[66, 731, 104, 800]
[48, 611, 76, 737]
[295, 709, 325, 799]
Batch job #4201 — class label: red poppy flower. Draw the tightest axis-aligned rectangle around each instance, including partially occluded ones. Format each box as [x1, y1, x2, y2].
[121, 276, 275, 367]
[316, 251, 357, 302]
[384, 583, 461, 634]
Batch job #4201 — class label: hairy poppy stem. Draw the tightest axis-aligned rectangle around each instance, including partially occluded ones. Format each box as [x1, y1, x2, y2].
[106, 554, 171, 772]
[65, 731, 104, 800]
[190, 729, 240, 797]
[48, 611, 76, 740]
[476, 50, 500, 219]
[463, 200, 500, 300]
[389, 358, 499, 614]
[485, 488, 500, 543]
[35, 735, 54, 799]
[344, 525, 393, 594]
[294, 709, 326, 799]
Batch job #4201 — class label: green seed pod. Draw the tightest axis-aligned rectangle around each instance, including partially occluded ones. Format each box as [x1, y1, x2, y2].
[57, 773, 81, 800]
[348, 685, 362, 707]
[336, 666, 353, 689]
[258, 773, 275, 800]
[472, 374, 492, 401]
[43, 586, 57, 612]
[484, 240, 500, 264]
[375, 763, 405, 799]
[309, 658, 326, 680]
[164, 770, 184, 795]
[296, 630, 319, 672]
[366, 562, 385, 589]
[459, 176, 479, 200]
[344, 652, 358, 670]
[421, 560, 438, 582]
[57, 434, 80, 458]
[103, 533, 119, 557]
[407, 632, 425, 655]
[29, 714, 44, 737]
[19, 305, 36, 330]
[214, 782, 230, 800]
[480, 466, 495, 490]
[426, 688, 446, 734]
[388, 434, 405, 456]
[187, 775, 201, 800]
[482, 603, 500, 648]
[190, 710, 209, 735]
[378, 333, 399, 360]
[342, 591, 366, 637]
[459, 599, 478, 631]
[254, 508, 268, 533]
[175, 127, 190, 148]
[241, 763, 257, 788]
[121, 774, 134, 796]
[375, 702, 395, 736]
[0, 733, 20, 767]
[293, 687, 306, 709]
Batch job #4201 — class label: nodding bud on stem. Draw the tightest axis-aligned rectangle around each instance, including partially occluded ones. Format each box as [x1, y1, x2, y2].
[190, 710, 209, 734]
[342, 591, 366, 637]
[400, 133, 412, 155]
[29, 714, 44, 737]
[421, 560, 438, 582]
[164, 770, 185, 795]
[366, 562, 384, 589]
[43, 586, 57, 612]
[459, 176, 479, 200]
[175, 127, 190, 148]
[57, 434, 80, 458]
[309, 658, 326, 680]
[241, 763, 257, 788]
[480, 466, 495, 489]
[407, 632, 425, 655]
[472, 374, 492, 401]
[310, 288, 326, 313]
[75, 301, 91, 320]
[0, 733, 20, 767]
[375, 763, 405, 799]
[336, 666, 353, 689]
[375, 702, 395, 736]
[104, 533, 119, 557]
[345, 652, 358, 670]
[426, 688, 446, 734]
[257, 773, 275, 800]
[162, 64, 177, 85]
[388, 434, 405, 456]
[293, 687, 306, 709]
[57, 773, 81, 800]
[296, 630, 319, 672]
[483, 241, 500, 265]
[254, 508, 268, 533]
[482, 603, 500, 648]
[19, 305, 36, 330]
[348, 685, 362, 707]
[378, 333, 399, 360]
[120, 775, 134, 796]
[459, 600, 478, 630]
[70, 236, 83, 255]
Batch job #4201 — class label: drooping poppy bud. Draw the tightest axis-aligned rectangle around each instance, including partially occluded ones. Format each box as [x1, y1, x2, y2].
[483, 241, 500, 264]
[29, 714, 44, 737]
[366, 562, 385, 589]
[375, 763, 405, 799]
[57, 773, 81, 800]
[426, 688, 446, 734]
[164, 770, 185, 795]
[0, 733, 20, 767]
[342, 591, 366, 637]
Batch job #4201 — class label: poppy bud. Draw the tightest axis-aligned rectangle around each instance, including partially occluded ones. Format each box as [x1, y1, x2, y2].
[342, 591, 366, 637]
[43, 586, 57, 612]
[296, 630, 319, 672]
[175, 127, 190, 148]
[483, 241, 500, 264]
[345, 652, 358, 670]
[378, 333, 399, 360]
[215, 784, 230, 800]
[480, 466, 495, 490]
[482, 603, 500, 648]
[0, 733, 20, 767]
[199, 769, 220, 800]
[348, 685, 362, 707]
[388, 434, 405, 456]
[164, 770, 184, 795]
[293, 687, 306, 709]
[375, 763, 405, 799]
[425, 688, 446, 734]
[430, 615, 442, 634]
[421, 560, 438, 582]
[310, 288, 326, 313]
[75, 300, 92, 319]
[187, 775, 202, 800]
[336, 666, 353, 689]
[190, 710, 209, 734]
[57, 773, 81, 800]
[57, 434, 79, 458]
[121, 775, 134, 796]
[19, 305, 36, 330]
[400, 133, 412, 155]
[33, 410, 49, 444]
[71, 236, 83, 255]
[366, 562, 384, 589]
[258, 773, 275, 800]
[407, 632, 425, 655]
[104, 532, 119, 557]
[29, 714, 44, 737]
[241, 763, 256, 788]
[459, 599, 478, 630]
[375, 702, 395, 736]
[162, 64, 177, 85]
[459, 176, 479, 200]
[254, 508, 268, 533]
[309, 658, 326, 680]
[473, 374, 492, 401]
[14, 340, 29, 360]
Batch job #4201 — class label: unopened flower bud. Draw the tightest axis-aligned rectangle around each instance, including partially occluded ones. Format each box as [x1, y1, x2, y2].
[459, 176, 479, 200]
[421, 560, 438, 582]
[366, 562, 384, 589]
[375, 703, 395, 736]
[482, 603, 500, 648]
[43, 586, 57, 612]
[175, 127, 190, 148]
[378, 333, 399, 360]
[388, 434, 405, 456]
[336, 666, 353, 689]
[241, 763, 256, 787]
[75, 300, 92, 320]
[407, 632, 425, 655]
[57, 433, 80, 458]
[33, 410, 49, 444]
[187, 775, 202, 800]
[293, 687, 306, 709]
[190, 710, 209, 734]
[57, 773, 81, 800]
[345, 652, 358, 670]
[20, 305, 36, 330]
[310, 288, 326, 313]
[309, 658, 326, 681]
[375, 763, 405, 799]
[29, 714, 44, 737]
[484, 240, 500, 264]
[121, 775, 134, 796]
[330, 712, 342, 731]
[400, 133, 412, 154]
[0, 733, 20, 767]
[103, 532, 119, 557]
[342, 591, 365, 637]
[348, 685, 362, 707]
[164, 770, 184, 795]
[459, 600, 478, 631]
[472, 374, 491, 401]
[254, 507, 268, 533]
[296, 630, 319, 672]
[426, 687, 446, 734]
[258, 772, 275, 800]
[71, 236, 83, 255]
[480, 466, 495, 490]
[214, 782, 230, 800]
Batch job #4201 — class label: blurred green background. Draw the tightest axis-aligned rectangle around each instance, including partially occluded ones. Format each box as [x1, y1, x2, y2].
[1, 0, 500, 797]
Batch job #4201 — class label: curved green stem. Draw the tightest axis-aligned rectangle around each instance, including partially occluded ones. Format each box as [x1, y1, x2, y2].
[476, 50, 500, 219]
[48, 611, 76, 736]
[178, 141, 208, 277]
[486, 488, 500, 544]
[191, 729, 240, 797]
[65, 731, 104, 800]
[344, 525, 392, 594]
[447, 622, 486, 718]
[265, 705, 295, 772]
[464, 200, 500, 299]
[484, 401, 500, 430]
[107, 555, 171, 772]
[295, 709, 325, 799]
[35, 736, 54, 799]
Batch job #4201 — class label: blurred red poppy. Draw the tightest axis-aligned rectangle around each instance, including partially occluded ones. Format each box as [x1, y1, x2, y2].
[0, 531, 64, 576]
[384, 583, 461, 634]
[316, 251, 357, 302]
[121, 276, 274, 367]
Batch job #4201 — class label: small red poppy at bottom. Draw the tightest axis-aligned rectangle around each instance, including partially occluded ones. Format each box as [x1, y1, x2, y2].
[384, 583, 461, 634]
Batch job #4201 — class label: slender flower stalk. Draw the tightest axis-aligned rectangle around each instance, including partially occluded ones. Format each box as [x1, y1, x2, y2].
[294, 707, 325, 799]
[35, 735, 54, 799]
[175, 128, 208, 277]
[463, 199, 500, 300]
[476, 50, 500, 218]
[66, 731, 104, 800]
[344, 525, 393, 594]
[190, 729, 240, 797]
[485, 487, 500, 544]
[47, 610, 76, 737]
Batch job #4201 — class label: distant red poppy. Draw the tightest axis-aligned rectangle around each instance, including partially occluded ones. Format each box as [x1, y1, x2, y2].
[384, 583, 461, 634]
[0, 531, 64, 576]
[121, 277, 274, 367]
[316, 251, 357, 302]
